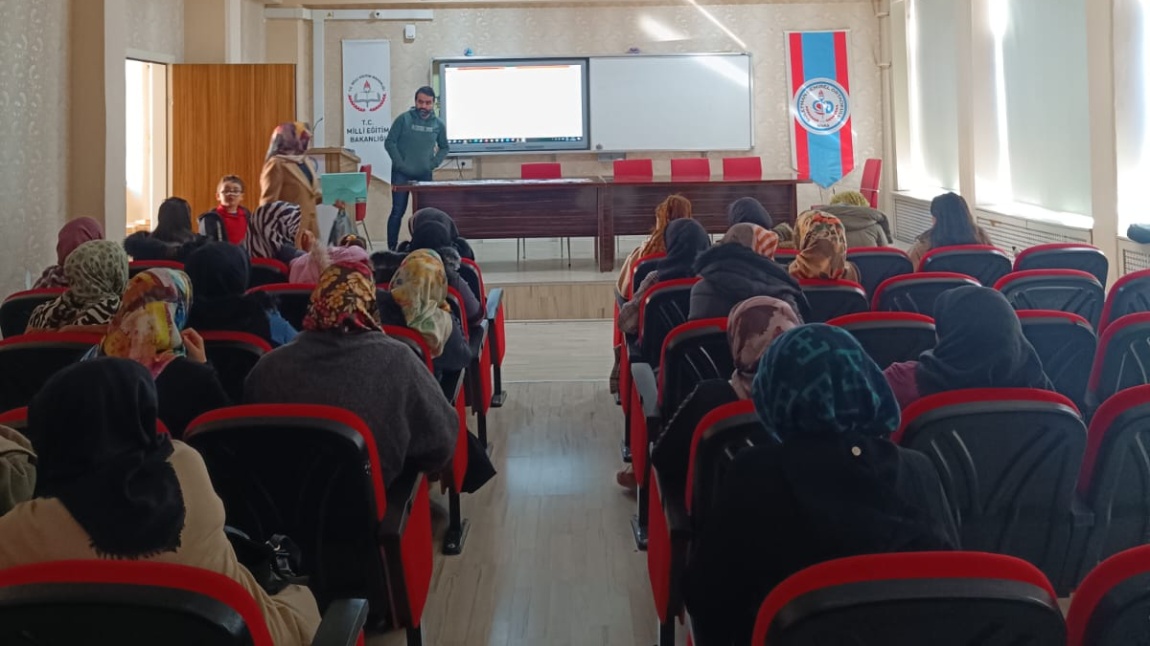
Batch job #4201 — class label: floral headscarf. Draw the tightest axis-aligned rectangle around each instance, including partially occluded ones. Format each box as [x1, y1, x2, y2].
[391, 250, 454, 357]
[27, 240, 129, 330]
[303, 261, 381, 333]
[101, 268, 192, 379]
[267, 121, 312, 160]
[616, 194, 693, 294]
[248, 201, 302, 260]
[788, 210, 854, 281]
[728, 297, 802, 399]
[722, 223, 780, 259]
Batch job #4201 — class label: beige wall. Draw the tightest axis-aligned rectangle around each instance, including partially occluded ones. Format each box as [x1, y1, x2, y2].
[126, 0, 185, 61]
[242, 0, 268, 63]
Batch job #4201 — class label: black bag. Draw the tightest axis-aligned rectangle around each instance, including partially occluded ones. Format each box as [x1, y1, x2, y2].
[224, 526, 308, 595]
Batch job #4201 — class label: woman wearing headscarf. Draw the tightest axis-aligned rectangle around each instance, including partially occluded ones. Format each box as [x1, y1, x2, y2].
[99, 268, 230, 438]
[0, 359, 321, 646]
[907, 192, 993, 267]
[185, 242, 297, 347]
[617, 219, 711, 335]
[683, 325, 959, 645]
[727, 197, 773, 229]
[689, 223, 808, 322]
[248, 201, 307, 264]
[260, 122, 322, 246]
[883, 286, 1053, 409]
[288, 238, 372, 285]
[378, 249, 471, 374]
[821, 190, 893, 248]
[34, 217, 105, 289]
[123, 197, 207, 262]
[788, 210, 861, 282]
[644, 296, 801, 493]
[245, 262, 457, 486]
[397, 207, 476, 260]
[376, 219, 483, 327]
[0, 426, 35, 516]
[27, 240, 129, 332]
[615, 194, 693, 297]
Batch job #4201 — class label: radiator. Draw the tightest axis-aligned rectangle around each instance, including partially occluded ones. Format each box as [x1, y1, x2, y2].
[1119, 238, 1150, 275]
[973, 212, 1092, 256]
[892, 194, 933, 243]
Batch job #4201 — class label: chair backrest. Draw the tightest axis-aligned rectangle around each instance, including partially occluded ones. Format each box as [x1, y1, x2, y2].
[637, 278, 699, 363]
[656, 318, 732, 418]
[919, 244, 1013, 286]
[129, 260, 184, 277]
[774, 249, 798, 269]
[1015, 242, 1109, 288]
[751, 552, 1064, 646]
[613, 158, 654, 182]
[0, 288, 65, 338]
[199, 332, 273, 403]
[520, 162, 562, 180]
[627, 254, 665, 299]
[1099, 268, 1150, 332]
[846, 247, 913, 297]
[380, 325, 435, 373]
[246, 283, 315, 330]
[248, 258, 290, 288]
[0, 560, 275, 646]
[670, 158, 711, 181]
[445, 287, 469, 341]
[1067, 544, 1150, 646]
[827, 311, 936, 369]
[799, 279, 869, 323]
[0, 407, 27, 432]
[1017, 310, 1097, 411]
[685, 400, 772, 526]
[722, 156, 762, 181]
[1088, 312, 1150, 405]
[995, 269, 1105, 330]
[871, 272, 980, 316]
[0, 332, 103, 411]
[859, 158, 882, 209]
[458, 258, 487, 307]
[895, 389, 1086, 571]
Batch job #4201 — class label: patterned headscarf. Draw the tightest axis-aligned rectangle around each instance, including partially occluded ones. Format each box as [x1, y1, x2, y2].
[616, 194, 693, 294]
[27, 240, 129, 330]
[722, 223, 780, 259]
[831, 190, 870, 207]
[752, 324, 900, 441]
[248, 201, 302, 259]
[303, 261, 381, 333]
[788, 210, 852, 280]
[728, 297, 802, 399]
[267, 121, 312, 159]
[391, 250, 454, 357]
[101, 268, 191, 379]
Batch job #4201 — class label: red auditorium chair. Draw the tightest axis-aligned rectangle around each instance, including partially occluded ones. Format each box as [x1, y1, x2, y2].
[248, 257, 290, 288]
[185, 405, 434, 640]
[1018, 310, 1097, 412]
[1015, 242, 1109, 288]
[459, 258, 506, 407]
[0, 332, 103, 411]
[613, 158, 654, 182]
[919, 244, 1013, 286]
[995, 269, 1105, 329]
[670, 158, 711, 181]
[1067, 544, 1150, 646]
[616, 253, 666, 420]
[871, 272, 979, 316]
[859, 157, 882, 208]
[799, 279, 868, 322]
[846, 247, 913, 297]
[0, 288, 65, 338]
[721, 156, 762, 181]
[0, 560, 369, 646]
[747, 552, 1065, 646]
[896, 388, 1086, 590]
[444, 285, 495, 449]
[1098, 268, 1150, 332]
[128, 259, 184, 277]
[827, 311, 936, 368]
[356, 164, 374, 248]
[773, 249, 798, 268]
[246, 283, 315, 330]
[520, 162, 561, 180]
[0, 407, 27, 433]
[199, 332, 273, 403]
[1087, 312, 1150, 409]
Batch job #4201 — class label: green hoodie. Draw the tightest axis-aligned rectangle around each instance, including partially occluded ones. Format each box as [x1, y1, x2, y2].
[385, 107, 449, 178]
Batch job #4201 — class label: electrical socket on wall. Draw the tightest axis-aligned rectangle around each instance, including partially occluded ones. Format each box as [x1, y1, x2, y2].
[457, 158, 474, 170]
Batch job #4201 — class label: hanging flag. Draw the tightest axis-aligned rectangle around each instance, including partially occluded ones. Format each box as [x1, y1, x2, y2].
[785, 30, 855, 188]
[342, 39, 392, 180]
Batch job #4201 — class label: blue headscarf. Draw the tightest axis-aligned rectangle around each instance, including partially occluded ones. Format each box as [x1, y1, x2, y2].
[752, 324, 900, 441]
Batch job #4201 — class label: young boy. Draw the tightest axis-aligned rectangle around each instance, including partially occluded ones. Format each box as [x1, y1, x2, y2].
[199, 175, 251, 246]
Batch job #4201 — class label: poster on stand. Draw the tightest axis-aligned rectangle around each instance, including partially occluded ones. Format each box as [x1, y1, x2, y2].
[342, 39, 392, 180]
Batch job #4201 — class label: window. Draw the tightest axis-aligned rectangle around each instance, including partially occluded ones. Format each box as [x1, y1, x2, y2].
[1117, 0, 1150, 234]
[125, 59, 168, 235]
[902, 0, 962, 193]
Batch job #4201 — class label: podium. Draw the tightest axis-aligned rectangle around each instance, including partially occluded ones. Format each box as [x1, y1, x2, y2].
[309, 147, 362, 175]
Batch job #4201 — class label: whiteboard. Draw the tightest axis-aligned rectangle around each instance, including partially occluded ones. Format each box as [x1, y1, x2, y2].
[589, 54, 754, 153]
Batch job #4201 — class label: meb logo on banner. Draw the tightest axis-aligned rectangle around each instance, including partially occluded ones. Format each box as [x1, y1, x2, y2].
[342, 39, 392, 179]
[785, 30, 855, 189]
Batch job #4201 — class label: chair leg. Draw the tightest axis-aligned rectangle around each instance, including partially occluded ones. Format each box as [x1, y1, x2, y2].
[632, 482, 649, 551]
[443, 489, 469, 555]
[358, 221, 373, 250]
[566, 237, 572, 267]
[492, 363, 506, 407]
[658, 618, 675, 646]
[406, 625, 424, 646]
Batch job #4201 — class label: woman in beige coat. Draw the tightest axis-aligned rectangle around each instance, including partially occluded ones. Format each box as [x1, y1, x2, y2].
[261, 122, 322, 246]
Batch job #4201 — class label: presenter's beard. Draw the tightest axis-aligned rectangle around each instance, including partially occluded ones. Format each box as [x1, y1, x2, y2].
[417, 109, 431, 118]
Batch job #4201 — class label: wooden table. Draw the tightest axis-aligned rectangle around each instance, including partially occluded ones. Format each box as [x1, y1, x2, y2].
[401, 175, 808, 271]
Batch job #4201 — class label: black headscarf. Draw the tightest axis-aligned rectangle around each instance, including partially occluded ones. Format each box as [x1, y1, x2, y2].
[657, 219, 710, 280]
[185, 242, 273, 342]
[727, 197, 773, 229]
[409, 208, 475, 260]
[153, 198, 195, 244]
[410, 220, 454, 253]
[916, 286, 1053, 396]
[30, 358, 186, 559]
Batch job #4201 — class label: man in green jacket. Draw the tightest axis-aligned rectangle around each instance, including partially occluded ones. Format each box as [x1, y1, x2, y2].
[384, 86, 449, 249]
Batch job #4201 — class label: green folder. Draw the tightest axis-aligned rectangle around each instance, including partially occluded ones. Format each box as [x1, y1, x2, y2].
[320, 172, 369, 206]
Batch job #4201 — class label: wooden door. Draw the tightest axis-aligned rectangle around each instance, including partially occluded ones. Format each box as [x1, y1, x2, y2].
[171, 64, 295, 222]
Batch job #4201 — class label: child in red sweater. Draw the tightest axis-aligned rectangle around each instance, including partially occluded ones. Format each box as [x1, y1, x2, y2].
[199, 175, 251, 246]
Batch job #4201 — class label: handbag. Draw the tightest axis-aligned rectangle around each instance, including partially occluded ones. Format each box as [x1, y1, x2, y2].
[224, 526, 308, 595]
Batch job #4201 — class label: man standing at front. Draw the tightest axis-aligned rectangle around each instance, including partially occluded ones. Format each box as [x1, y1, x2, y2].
[384, 86, 449, 250]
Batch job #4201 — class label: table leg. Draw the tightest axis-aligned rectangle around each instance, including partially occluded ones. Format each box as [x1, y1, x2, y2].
[597, 186, 615, 272]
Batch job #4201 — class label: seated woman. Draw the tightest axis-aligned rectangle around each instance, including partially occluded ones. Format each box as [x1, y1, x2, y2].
[648, 296, 800, 493]
[727, 197, 773, 229]
[690, 223, 807, 321]
[884, 286, 1052, 409]
[376, 220, 483, 327]
[787, 210, 861, 282]
[248, 201, 308, 264]
[288, 237, 371, 284]
[99, 268, 230, 438]
[27, 240, 129, 333]
[34, 217, 104, 288]
[683, 325, 959, 645]
[821, 190, 893, 248]
[0, 426, 35, 516]
[907, 192, 993, 267]
[123, 197, 207, 262]
[379, 249, 471, 375]
[0, 359, 320, 645]
[244, 261, 457, 486]
[617, 219, 711, 335]
[397, 207, 475, 261]
[185, 242, 297, 348]
[615, 194, 693, 298]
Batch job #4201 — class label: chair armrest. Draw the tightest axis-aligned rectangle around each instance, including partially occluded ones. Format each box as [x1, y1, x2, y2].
[440, 369, 466, 405]
[485, 288, 503, 322]
[468, 320, 488, 358]
[625, 335, 641, 362]
[310, 598, 369, 646]
[631, 362, 660, 421]
[379, 468, 424, 540]
[653, 467, 691, 539]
